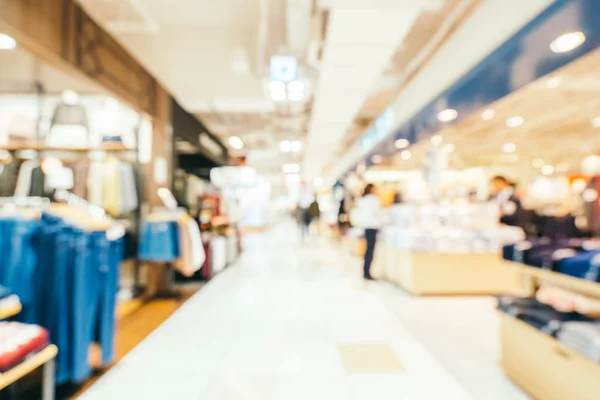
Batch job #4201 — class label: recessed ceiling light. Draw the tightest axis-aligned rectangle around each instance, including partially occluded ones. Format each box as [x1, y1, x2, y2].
[400, 150, 411, 160]
[270, 90, 287, 102]
[289, 140, 302, 152]
[550, 31, 586, 53]
[532, 158, 545, 168]
[0, 33, 16, 50]
[506, 116, 524, 128]
[228, 136, 244, 150]
[431, 135, 443, 145]
[445, 144, 455, 153]
[395, 138, 409, 149]
[546, 77, 562, 88]
[371, 155, 382, 164]
[592, 117, 600, 128]
[481, 109, 495, 121]
[279, 140, 291, 152]
[541, 165, 555, 176]
[283, 163, 300, 174]
[503, 143, 516, 153]
[437, 109, 458, 122]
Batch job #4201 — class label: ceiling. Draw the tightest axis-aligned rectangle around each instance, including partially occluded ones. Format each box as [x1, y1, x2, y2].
[377, 47, 600, 178]
[76, 0, 492, 185]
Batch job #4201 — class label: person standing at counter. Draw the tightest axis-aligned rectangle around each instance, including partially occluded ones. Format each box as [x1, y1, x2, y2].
[491, 175, 524, 228]
[355, 184, 383, 280]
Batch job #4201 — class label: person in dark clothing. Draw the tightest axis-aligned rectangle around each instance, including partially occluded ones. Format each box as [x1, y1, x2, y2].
[491, 175, 525, 228]
[356, 184, 383, 280]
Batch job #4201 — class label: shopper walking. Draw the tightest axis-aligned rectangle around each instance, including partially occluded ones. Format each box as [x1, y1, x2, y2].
[355, 184, 383, 280]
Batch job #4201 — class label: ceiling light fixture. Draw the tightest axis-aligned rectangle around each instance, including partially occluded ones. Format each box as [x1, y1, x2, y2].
[371, 155, 382, 164]
[503, 143, 516, 153]
[481, 109, 495, 121]
[400, 150, 411, 160]
[592, 117, 600, 128]
[269, 81, 286, 93]
[0, 33, 16, 50]
[283, 163, 301, 174]
[228, 136, 244, 150]
[431, 135, 443, 145]
[395, 138, 409, 149]
[541, 165, 555, 176]
[287, 80, 305, 102]
[506, 116, 524, 128]
[550, 31, 586, 54]
[437, 109, 458, 122]
[279, 140, 291, 152]
[289, 140, 302, 152]
[532, 158, 545, 168]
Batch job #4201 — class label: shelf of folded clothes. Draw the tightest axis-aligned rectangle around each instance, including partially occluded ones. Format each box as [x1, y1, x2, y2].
[497, 295, 600, 400]
[0, 322, 57, 391]
[502, 238, 600, 299]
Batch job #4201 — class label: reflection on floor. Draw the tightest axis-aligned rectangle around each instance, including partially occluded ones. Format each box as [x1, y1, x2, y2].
[62, 293, 197, 399]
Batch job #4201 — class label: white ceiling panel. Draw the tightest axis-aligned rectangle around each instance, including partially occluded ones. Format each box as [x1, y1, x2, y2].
[304, 4, 420, 178]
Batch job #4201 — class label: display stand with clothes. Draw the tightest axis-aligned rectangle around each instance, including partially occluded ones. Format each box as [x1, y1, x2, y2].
[0, 197, 124, 390]
[138, 208, 205, 297]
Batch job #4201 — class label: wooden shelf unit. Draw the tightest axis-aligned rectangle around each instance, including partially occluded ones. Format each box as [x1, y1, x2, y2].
[0, 304, 22, 321]
[0, 345, 57, 391]
[499, 264, 600, 400]
[0, 142, 134, 153]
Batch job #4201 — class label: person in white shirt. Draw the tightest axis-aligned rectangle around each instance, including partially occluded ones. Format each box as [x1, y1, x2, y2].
[357, 183, 383, 280]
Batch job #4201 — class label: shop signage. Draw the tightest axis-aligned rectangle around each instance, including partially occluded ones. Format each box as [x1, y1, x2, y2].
[270, 55, 297, 82]
[359, 107, 394, 153]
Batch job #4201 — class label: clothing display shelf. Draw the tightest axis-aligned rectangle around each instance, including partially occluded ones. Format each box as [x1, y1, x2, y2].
[0, 299, 57, 400]
[0, 303, 21, 320]
[499, 263, 600, 400]
[0, 142, 135, 153]
[0, 345, 58, 400]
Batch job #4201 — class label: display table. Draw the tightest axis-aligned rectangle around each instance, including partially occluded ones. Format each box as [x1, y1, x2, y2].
[499, 314, 600, 400]
[380, 245, 520, 295]
[499, 265, 600, 400]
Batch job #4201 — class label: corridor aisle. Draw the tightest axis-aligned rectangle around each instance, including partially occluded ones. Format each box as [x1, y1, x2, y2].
[82, 223, 491, 400]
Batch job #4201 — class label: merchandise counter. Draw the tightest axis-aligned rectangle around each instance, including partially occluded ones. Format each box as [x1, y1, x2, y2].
[380, 244, 520, 295]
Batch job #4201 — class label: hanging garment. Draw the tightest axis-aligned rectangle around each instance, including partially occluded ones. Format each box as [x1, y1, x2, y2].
[0, 159, 22, 197]
[29, 166, 49, 198]
[102, 157, 122, 217]
[71, 158, 90, 199]
[14, 160, 37, 197]
[119, 163, 138, 216]
[87, 161, 104, 207]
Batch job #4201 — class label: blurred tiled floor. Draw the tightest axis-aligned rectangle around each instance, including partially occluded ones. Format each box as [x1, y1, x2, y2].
[80, 222, 527, 400]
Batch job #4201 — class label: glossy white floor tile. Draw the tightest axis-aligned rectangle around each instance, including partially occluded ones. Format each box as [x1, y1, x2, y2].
[81, 222, 527, 400]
